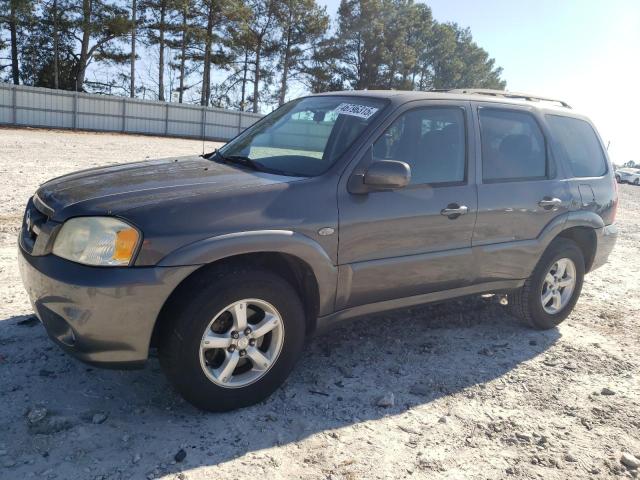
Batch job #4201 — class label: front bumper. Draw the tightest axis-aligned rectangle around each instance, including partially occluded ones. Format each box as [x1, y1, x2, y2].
[590, 224, 618, 272]
[18, 246, 198, 368]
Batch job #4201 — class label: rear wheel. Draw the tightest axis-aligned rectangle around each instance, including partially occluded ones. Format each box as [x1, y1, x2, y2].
[509, 238, 585, 329]
[615, 174, 621, 183]
[158, 268, 306, 411]
[634, 178, 639, 186]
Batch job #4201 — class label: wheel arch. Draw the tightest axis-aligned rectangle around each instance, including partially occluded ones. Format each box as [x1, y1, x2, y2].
[544, 210, 602, 272]
[150, 231, 337, 349]
[555, 226, 597, 272]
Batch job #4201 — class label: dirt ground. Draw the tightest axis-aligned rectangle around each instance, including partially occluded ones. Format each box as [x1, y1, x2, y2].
[0, 127, 639, 480]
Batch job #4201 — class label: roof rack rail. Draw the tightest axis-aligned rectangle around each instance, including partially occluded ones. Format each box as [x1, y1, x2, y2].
[437, 88, 572, 109]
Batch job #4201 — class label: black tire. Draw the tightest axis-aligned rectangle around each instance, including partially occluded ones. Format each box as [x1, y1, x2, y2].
[508, 238, 585, 330]
[615, 174, 621, 183]
[158, 267, 306, 412]
[634, 178, 639, 186]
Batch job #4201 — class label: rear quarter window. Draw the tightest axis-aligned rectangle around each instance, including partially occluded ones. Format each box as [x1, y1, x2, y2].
[546, 115, 607, 177]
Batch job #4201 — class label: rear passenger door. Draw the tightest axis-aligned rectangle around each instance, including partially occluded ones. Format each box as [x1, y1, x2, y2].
[472, 103, 573, 282]
[336, 101, 478, 309]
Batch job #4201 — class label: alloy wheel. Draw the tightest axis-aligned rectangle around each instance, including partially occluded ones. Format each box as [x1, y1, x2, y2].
[540, 258, 577, 314]
[199, 299, 285, 388]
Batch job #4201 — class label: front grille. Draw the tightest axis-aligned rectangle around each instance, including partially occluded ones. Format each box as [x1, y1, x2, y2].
[20, 197, 60, 256]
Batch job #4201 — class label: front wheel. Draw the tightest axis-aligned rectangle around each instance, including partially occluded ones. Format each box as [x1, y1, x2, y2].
[158, 268, 306, 411]
[508, 238, 585, 330]
[634, 178, 639, 186]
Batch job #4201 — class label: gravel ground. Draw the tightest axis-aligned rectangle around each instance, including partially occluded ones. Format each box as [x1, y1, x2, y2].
[0, 127, 639, 480]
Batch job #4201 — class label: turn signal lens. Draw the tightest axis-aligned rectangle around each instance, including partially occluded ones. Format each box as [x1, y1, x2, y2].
[113, 227, 139, 262]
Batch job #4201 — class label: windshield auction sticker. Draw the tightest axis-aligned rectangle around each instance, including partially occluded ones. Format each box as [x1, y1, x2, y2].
[335, 103, 379, 119]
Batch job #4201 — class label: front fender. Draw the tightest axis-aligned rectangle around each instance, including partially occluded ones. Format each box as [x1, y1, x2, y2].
[157, 230, 337, 316]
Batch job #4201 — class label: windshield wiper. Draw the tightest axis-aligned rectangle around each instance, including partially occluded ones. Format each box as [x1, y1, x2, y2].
[210, 150, 303, 177]
[211, 150, 264, 172]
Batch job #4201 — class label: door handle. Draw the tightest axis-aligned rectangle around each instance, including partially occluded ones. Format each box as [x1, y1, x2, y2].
[538, 197, 562, 210]
[440, 204, 468, 218]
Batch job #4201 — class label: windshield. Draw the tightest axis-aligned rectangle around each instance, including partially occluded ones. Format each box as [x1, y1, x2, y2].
[218, 96, 387, 176]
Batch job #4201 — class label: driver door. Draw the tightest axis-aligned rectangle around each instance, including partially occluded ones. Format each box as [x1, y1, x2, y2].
[336, 101, 478, 309]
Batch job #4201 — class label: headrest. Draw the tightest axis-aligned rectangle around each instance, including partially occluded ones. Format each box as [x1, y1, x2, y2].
[499, 134, 531, 157]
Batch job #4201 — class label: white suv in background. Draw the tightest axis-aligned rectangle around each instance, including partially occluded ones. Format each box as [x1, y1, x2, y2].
[615, 168, 640, 185]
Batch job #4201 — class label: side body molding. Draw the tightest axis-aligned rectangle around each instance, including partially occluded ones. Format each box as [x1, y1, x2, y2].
[157, 230, 338, 316]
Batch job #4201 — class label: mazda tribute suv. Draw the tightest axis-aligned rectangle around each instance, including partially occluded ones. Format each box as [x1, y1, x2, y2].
[19, 89, 618, 411]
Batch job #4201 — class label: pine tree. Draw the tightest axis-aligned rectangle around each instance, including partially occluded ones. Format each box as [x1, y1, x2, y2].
[274, 0, 328, 105]
[168, 0, 197, 102]
[130, 0, 138, 97]
[139, 0, 177, 100]
[222, 23, 254, 110]
[17, 0, 76, 89]
[333, 0, 386, 89]
[69, 0, 130, 91]
[240, 0, 278, 112]
[193, 0, 239, 106]
[303, 37, 342, 93]
[0, 0, 34, 84]
[327, 0, 505, 92]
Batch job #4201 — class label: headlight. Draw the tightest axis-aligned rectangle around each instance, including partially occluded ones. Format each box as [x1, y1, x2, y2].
[52, 217, 141, 266]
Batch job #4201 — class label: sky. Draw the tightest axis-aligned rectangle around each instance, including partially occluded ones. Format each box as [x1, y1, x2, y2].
[316, 0, 640, 164]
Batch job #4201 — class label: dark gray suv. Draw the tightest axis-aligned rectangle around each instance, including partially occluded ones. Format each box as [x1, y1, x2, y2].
[18, 89, 618, 411]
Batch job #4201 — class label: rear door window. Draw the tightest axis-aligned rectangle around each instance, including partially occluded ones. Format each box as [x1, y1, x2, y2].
[479, 108, 547, 182]
[545, 115, 607, 177]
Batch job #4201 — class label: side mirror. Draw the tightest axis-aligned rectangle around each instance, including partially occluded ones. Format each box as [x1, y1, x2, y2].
[349, 160, 411, 194]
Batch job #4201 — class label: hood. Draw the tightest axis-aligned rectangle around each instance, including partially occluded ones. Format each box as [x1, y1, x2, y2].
[36, 155, 301, 221]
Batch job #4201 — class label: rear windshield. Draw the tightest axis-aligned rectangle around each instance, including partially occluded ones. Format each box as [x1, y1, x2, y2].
[219, 96, 387, 176]
[546, 115, 607, 177]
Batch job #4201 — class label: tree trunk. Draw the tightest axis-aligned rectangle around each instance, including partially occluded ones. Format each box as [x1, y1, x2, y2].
[157, 0, 165, 101]
[178, 4, 186, 103]
[278, 25, 292, 106]
[200, 0, 214, 106]
[53, 0, 59, 89]
[388, 64, 396, 89]
[76, 0, 92, 91]
[252, 40, 262, 113]
[240, 50, 248, 111]
[9, 2, 19, 84]
[418, 64, 427, 90]
[130, 0, 136, 97]
[355, 34, 363, 89]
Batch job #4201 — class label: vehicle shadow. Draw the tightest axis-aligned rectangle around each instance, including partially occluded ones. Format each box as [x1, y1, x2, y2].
[0, 296, 560, 478]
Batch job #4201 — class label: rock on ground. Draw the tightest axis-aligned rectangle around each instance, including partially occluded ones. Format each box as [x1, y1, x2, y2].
[621, 452, 640, 469]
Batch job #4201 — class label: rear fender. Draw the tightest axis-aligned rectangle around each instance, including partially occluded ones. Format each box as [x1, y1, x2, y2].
[473, 210, 603, 281]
